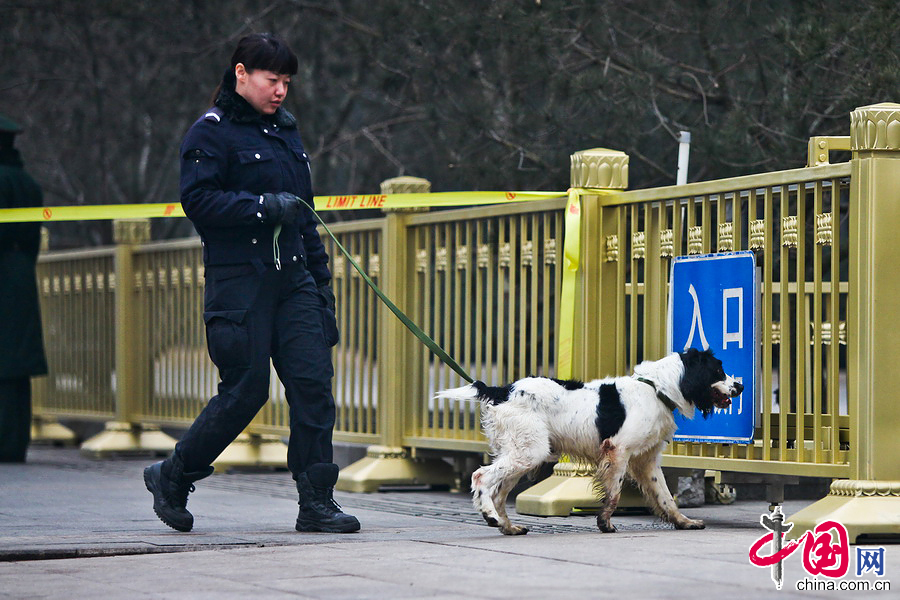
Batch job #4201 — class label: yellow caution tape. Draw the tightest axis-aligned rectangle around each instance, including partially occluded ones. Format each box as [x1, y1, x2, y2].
[555, 189, 582, 380]
[554, 187, 615, 380]
[317, 190, 561, 211]
[0, 191, 563, 223]
[0, 203, 185, 223]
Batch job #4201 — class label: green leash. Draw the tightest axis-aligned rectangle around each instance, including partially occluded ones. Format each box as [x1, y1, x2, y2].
[303, 203, 474, 384]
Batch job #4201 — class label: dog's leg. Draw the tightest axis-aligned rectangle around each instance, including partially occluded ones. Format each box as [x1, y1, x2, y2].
[628, 446, 704, 530]
[471, 460, 530, 535]
[473, 422, 549, 535]
[491, 471, 528, 534]
[594, 440, 628, 533]
[471, 466, 501, 527]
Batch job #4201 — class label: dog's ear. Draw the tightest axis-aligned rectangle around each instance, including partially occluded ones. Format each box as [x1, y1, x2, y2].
[680, 347, 714, 362]
[678, 350, 717, 418]
[681, 347, 699, 362]
[681, 348, 718, 370]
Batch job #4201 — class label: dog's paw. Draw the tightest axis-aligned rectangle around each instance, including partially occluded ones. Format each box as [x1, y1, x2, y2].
[500, 525, 529, 536]
[597, 519, 617, 533]
[481, 513, 500, 527]
[675, 518, 705, 530]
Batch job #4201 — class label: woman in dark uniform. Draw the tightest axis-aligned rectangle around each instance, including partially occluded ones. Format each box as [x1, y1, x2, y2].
[144, 33, 358, 533]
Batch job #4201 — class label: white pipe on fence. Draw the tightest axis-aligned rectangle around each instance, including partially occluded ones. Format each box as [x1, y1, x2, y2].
[676, 130, 691, 185]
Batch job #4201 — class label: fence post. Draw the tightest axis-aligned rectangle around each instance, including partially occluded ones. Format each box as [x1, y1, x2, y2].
[336, 176, 454, 492]
[788, 103, 900, 541]
[80, 219, 176, 456]
[516, 148, 634, 515]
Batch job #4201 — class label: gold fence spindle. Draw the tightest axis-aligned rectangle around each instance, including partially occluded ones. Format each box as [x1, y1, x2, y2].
[795, 180, 808, 459]
[779, 184, 791, 463]
[829, 177, 842, 465]
[762, 187, 774, 463]
[812, 181, 824, 464]
[366, 230, 378, 434]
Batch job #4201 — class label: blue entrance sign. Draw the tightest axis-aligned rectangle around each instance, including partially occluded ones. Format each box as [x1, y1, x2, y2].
[668, 251, 757, 443]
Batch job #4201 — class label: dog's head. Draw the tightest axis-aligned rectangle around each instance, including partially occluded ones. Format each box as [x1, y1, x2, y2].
[678, 348, 743, 417]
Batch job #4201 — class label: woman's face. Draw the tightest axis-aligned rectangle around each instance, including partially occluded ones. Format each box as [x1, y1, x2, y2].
[234, 64, 291, 115]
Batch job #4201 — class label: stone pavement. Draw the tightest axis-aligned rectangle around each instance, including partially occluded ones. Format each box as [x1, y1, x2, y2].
[0, 446, 893, 599]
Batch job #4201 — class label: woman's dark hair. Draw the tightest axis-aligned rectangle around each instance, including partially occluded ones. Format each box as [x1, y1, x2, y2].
[230, 32, 298, 75]
[209, 33, 297, 104]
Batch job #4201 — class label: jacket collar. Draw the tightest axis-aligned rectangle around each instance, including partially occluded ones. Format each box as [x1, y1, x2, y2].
[214, 70, 296, 128]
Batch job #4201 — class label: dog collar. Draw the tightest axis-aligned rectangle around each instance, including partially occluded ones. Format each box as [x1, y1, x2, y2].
[634, 377, 678, 413]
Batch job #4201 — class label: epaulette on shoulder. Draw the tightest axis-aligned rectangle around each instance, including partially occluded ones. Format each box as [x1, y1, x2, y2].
[202, 107, 224, 123]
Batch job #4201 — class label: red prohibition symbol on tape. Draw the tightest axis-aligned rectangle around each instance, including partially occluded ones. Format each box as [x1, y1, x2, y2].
[42, 208, 52, 220]
[163, 204, 175, 216]
[505, 192, 517, 201]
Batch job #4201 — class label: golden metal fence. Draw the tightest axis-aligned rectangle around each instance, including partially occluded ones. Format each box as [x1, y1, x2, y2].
[132, 239, 210, 426]
[585, 165, 852, 477]
[403, 199, 566, 452]
[31, 196, 566, 458]
[28, 172, 858, 477]
[28, 173, 854, 474]
[29, 103, 900, 532]
[33, 248, 116, 420]
[323, 219, 383, 445]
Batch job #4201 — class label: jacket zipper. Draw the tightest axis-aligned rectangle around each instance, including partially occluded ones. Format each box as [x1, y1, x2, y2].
[273, 223, 282, 270]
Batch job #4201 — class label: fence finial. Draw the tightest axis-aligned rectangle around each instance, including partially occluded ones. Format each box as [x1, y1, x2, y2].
[379, 176, 431, 195]
[570, 148, 629, 189]
[850, 102, 900, 152]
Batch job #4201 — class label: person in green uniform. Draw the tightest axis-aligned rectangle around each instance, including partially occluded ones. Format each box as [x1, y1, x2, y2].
[0, 114, 47, 462]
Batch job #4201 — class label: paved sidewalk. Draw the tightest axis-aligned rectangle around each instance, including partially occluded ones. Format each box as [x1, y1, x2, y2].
[0, 447, 892, 599]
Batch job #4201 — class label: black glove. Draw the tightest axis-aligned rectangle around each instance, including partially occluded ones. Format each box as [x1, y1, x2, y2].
[263, 192, 302, 225]
[318, 282, 336, 313]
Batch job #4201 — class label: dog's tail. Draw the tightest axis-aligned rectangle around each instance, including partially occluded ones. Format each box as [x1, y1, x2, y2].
[434, 381, 513, 405]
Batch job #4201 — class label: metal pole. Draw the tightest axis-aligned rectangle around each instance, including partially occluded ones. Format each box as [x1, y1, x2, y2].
[676, 131, 691, 185]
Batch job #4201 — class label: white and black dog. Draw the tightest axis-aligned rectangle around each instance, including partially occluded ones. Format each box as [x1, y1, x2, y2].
[435, 348, 743, 535]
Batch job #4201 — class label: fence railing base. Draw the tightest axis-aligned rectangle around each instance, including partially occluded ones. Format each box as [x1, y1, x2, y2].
[211, 433, 287, 473]
[786, 479, 900, 544]
[80, 421, 176, 457]
[515, 460, 647, 516]
[336, 445, 455, 493]
[30, 415, 77, 446]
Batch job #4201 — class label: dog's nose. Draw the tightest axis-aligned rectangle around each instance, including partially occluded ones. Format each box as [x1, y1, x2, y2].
[733, 381, 744, 395]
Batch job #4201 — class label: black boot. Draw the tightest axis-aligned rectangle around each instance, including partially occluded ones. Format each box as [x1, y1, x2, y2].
[143, 453, 213, 532]
[295, 463, 360, 533]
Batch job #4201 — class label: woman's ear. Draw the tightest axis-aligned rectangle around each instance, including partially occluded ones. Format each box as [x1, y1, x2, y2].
[234, 63, 247, 83]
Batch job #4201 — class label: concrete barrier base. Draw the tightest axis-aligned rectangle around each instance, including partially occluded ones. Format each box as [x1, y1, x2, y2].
[212, 432, 288, 473]
[80, 421, 176, 457]
[515, 460, 648, 516]
[786, 479, 900, 543]
[31, 415, 77, 446]
[336, 445, 455, 492]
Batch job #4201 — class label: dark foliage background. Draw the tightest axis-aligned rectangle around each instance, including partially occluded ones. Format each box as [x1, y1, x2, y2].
[1, 0, 897, 247]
